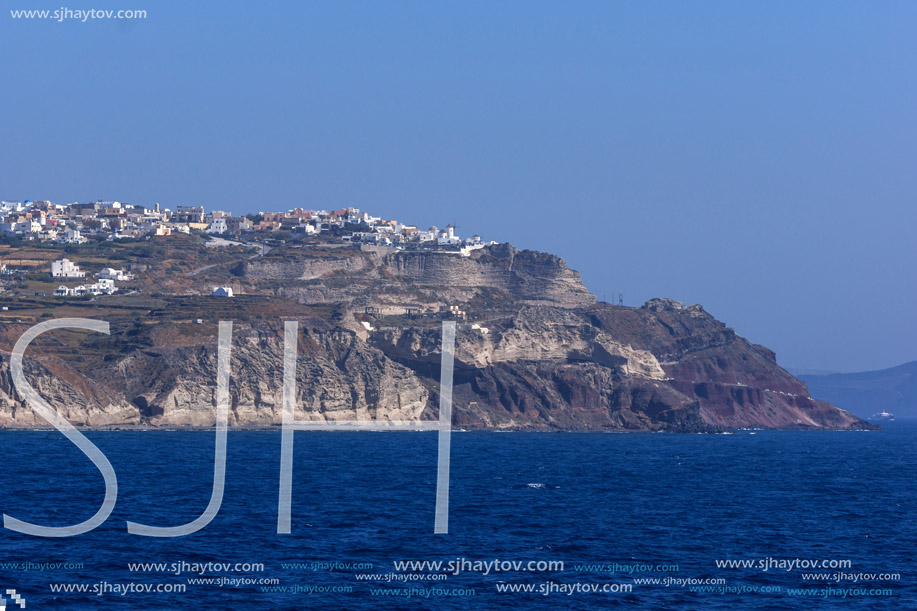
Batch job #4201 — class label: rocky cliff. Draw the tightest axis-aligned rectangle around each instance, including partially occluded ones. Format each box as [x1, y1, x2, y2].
[236, 243, 595, 311]
[0, 240, 872, 431]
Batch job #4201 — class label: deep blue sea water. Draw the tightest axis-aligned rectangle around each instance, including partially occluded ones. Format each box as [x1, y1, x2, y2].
[0, 423, 914, 609]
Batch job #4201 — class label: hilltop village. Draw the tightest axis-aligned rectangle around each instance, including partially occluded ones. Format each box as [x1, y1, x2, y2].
[0, 199, 494, 299]
[1, 200, 490, 250]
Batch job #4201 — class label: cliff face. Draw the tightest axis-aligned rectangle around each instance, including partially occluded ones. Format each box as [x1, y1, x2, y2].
[238, 243, 595, 311]
[0, 301, 871, 432]
[368, 307, 707, 432]
[0, 240, 872, 431]
[586, 299, 868, 430]
[0, 319, 428, 428]
[381, 244, 596, 308]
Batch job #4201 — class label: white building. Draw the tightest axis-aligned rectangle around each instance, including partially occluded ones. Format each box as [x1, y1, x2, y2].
[97, 268, 133, 281]
[51, 258, 85, 278]
[62, 229, 86, 244]
[437, 224, 461, 246]
[207, 218, 228, 234]
[55, 279, 117, 297]
[95, 278, 116, 292]
[417, 227, 438, 242]
[212, 286, 234, 297]
[1, 201, 26, 213]
[1, 221, 30, 235]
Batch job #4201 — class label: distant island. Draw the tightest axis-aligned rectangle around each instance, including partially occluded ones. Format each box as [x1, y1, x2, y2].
[0, 200, 874, 431]
[799, 362, 917, 421]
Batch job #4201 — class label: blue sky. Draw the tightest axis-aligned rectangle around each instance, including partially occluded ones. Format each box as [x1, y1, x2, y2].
[2, 1, 915, 372]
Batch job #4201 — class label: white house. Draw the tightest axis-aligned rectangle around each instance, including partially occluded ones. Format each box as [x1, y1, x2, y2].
[1, 221, 30, 235]
[95, 278, 116, 292]
[62, 229, 87, 244]
[416, 227, 438, 243]
[51, 258, 85, 278]
[97, 268, 132, 281]
[212, 286, 234, 297]
[206, 218, 228, 234]
[65, 229, 80, 242]
[0, 201, 26, 214]
[459, 235, 491, 256]
[55, 279, 116, 297]
[73, 280, 117, 296]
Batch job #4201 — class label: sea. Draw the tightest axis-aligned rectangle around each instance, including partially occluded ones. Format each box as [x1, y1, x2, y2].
[0, 422, 914, 609]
